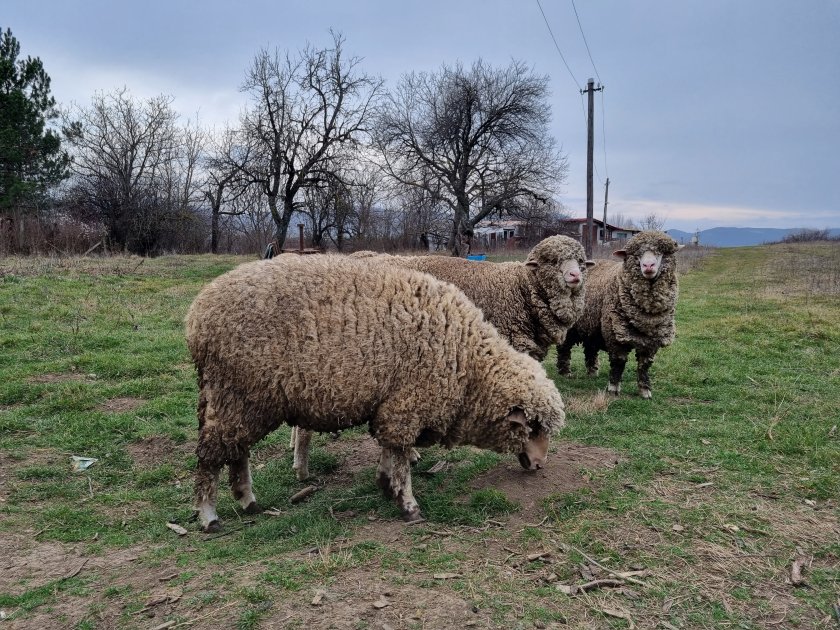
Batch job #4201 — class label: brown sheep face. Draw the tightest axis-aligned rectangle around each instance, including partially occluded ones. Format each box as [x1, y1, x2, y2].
[509, 409, 550, 470]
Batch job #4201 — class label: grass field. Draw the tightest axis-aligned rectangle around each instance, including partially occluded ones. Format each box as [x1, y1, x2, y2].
[0, 243, 838, 629]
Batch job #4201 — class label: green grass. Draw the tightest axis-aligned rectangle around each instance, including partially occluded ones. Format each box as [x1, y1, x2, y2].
[0, 245, 838, 628]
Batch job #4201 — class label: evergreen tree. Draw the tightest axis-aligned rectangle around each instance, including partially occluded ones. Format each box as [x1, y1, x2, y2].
[0, 27, 69, 213]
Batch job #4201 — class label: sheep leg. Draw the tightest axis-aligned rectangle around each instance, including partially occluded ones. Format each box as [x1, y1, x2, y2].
[607, 352, 628, 395]
[194, 387, 224, 532]
[556, 342, 573, 377]
[194, 458, 222, 533]
[584, 344, 600, 376]
[377, 447, 423, 522]
[293, 427, 313, 481]
[636, 350, 656, 399]
[228, 455, 261, 514]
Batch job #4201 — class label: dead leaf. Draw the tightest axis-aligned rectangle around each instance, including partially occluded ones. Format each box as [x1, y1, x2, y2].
[166, 522, 188, 536]
[804, 499, 816, 507]
[724, 523, 740, 532]
[700, 439, 711, 445]
[671, 524, 685, 532]
[372, 596, 390, 609]
[311, 589, 325, 606]
[555, 583, 576, 595]
[527, 551, 551, 561]
[790, 556, 809, 586]
[264, 508, 283, 517]
[600, 607, 634, 627]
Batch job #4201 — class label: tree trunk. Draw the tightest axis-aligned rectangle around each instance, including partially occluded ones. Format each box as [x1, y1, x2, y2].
[267, 195, 293, 250]
[210, 205, 219, 254]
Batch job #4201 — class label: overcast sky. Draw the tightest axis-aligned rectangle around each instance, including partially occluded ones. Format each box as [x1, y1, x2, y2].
[5, 1, 839, 231]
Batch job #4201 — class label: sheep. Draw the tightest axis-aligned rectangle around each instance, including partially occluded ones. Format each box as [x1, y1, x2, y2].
[186, 254, 566, 531]
[354, 235, 592, 361]
[556, 231, 680, 399]
[289, 236, 589, 480]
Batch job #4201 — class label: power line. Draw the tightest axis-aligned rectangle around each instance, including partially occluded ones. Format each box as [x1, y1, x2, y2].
[599, 89, 609, 180]
[535, 0, 582, 91]
[570, 0, 601, 83]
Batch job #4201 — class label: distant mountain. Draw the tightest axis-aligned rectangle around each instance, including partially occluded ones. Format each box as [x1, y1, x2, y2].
[667, 227, 840, 248]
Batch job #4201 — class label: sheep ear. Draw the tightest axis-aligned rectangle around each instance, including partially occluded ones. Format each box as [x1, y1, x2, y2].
[585, 260, 596, 268]
[613, 249, 627, 260]
[677, 244, 686, 250]
[506, 407, 528, 428]
[524, 259, 539, 269]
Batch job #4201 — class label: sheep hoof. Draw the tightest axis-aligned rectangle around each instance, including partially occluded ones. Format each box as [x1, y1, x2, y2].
[402, 508, 424, 523]
[203, 520, 222, 534]
[586, 369, 599, 377]
[243, 501, 263, 515]
[294, 467, 310, 482]
[639, 388, 652, 399]
[607, 384, 620, 396]
[409, 448, 422, 465]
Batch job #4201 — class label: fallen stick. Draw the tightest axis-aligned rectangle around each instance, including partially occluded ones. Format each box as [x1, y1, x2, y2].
[290, 485, 319, 504]
[559, 543, 648, 587]
[556, 578, 627, 595]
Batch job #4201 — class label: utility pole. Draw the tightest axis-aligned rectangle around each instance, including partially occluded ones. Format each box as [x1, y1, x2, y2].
[601, 177, 610, 245]
[581, 78, 603, 257]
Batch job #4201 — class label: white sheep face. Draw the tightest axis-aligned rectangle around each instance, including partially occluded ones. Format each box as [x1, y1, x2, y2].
[559, 259, 584, 288]
[639, 250, 664, 279]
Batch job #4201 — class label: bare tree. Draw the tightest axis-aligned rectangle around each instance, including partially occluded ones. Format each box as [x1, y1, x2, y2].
[639, 212, 666, 231]
[608, 212, 637, 230]
[373, 59, 568, 255]
[203, 126, 251, 253]
[236, 31, 384, 249]
[61, 88, 201, 254]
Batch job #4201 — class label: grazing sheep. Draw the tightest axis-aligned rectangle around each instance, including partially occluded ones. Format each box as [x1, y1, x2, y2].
[186, 255, 565, 531]
[289, 236, 590, 479]
[556, 231, 680, 399]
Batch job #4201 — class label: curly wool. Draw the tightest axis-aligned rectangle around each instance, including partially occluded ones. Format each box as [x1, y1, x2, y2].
[367, 236, 588, 360]
[186, 255, 565, 467]
[564, 230, 679, 357]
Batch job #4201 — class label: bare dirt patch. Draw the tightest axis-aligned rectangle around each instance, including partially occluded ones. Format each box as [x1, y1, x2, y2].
[471, 440, 623, 522]
[262, 568, 480, 629]
[98, 396, 145, 413]
[125, 435, 195, 468]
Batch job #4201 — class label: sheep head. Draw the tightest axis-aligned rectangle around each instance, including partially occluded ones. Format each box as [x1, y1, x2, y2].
[613, 231, 679, 281]
[525, 235, 591, 291]
[507, 407, 550, 471]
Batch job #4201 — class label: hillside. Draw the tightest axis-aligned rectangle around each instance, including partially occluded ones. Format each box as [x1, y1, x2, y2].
[668, 226, 840, 247]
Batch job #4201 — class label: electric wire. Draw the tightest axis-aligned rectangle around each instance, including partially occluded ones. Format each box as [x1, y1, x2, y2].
[570, 0, 601, 84]
[535, 0, 582, 91]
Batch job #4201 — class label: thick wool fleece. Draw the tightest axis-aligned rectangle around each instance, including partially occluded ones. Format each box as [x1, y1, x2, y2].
[370, 236, 587, 360]
[562, 230, 679, 360]
[186, 255, 565, 467]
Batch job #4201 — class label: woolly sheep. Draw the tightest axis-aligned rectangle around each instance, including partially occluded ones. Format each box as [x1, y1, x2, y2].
[556, 231, 680, 399]
[290, 236, 589, 479]
[354, 235, 592, 360]
[186, 255, 566, 531]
